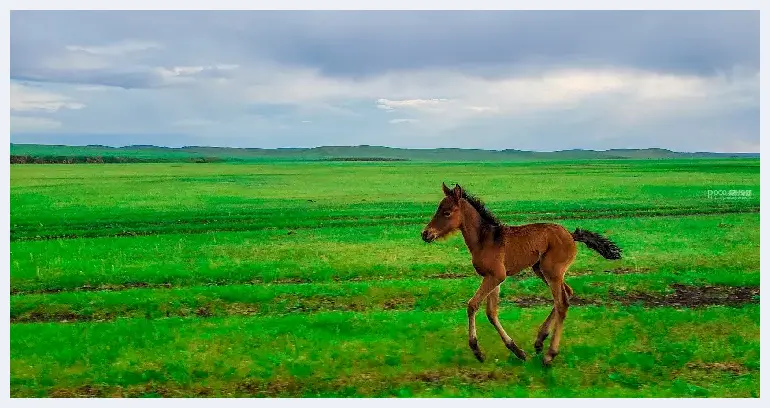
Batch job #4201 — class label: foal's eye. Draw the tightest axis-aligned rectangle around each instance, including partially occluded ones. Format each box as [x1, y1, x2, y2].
[443, 211, 452, 217]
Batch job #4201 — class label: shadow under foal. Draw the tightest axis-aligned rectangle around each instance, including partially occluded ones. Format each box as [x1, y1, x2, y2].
[422, 183, 622, 365]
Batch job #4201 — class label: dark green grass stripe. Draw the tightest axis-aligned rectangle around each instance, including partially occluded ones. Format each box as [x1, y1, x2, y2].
[10, 306, 759, 397]
[10, 270, 760, 323]
[8, 261, 758, 296]
[10, 205, 758, 241]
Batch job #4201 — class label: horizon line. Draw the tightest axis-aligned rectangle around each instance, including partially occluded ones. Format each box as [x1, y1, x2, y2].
[8, 142, 760, 155]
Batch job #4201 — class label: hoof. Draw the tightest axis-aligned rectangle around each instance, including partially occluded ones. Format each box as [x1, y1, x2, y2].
[469, 338, 485, 362]
[506, 343, 527, 361]
[534, 333, 548, 354]
[542, 351, 558, 366]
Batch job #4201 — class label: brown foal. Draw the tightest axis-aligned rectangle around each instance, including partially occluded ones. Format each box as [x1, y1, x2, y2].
[421, 183, 621, 365]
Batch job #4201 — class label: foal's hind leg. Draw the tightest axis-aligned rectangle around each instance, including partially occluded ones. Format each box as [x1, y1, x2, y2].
[534, 309, 555, 354]
[533, 285, 573, 354]
[542, 272, 570, 366]
[532, 262, 555, 354]
[486, 286, 527, 361]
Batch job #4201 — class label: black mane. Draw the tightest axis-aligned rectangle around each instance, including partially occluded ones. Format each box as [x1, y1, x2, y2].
[461, 191, 504, 242]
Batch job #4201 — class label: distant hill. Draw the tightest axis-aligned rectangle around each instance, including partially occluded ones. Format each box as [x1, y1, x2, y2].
[9, 143, 759, 164]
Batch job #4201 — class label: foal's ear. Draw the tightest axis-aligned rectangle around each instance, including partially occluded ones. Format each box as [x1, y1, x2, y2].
[442, 182, 452, 196]
[452, 184, 463, 200]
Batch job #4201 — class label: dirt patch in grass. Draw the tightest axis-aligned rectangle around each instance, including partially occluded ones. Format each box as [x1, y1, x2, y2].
[48, 384, 100, 398]
[30, 367, 523, 398]
[605, 266, 642, 274]
[566, 266, 652, 276]
[273, 277, 311, 284]
[279, 294, 416, 313]
[12, 278, 315, 295]
[10, 281, 173, 295]
[38, 378, 305, 398]
[22, 310, 82, 323]
[507, 284, 758, 308]
[685, 362, 750, 376]
[508, 296, 597, 307]
[429, 272, 469, 279]
[13, 271, 471, 295]
[11, 285, 758, 324]
[16, 357, 761, 398]
[617, 284, 759, 308]
[412, 368, 521, 386]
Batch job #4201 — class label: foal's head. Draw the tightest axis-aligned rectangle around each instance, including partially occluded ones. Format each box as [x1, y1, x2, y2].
[421, 183, 465, 243]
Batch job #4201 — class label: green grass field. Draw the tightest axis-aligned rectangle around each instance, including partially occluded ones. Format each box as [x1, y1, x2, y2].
[10, 159, 760, 397]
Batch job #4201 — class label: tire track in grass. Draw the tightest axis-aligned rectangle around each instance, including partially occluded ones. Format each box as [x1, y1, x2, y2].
[30, 363, 757, 398]
[8, 266, 650, 296]
[11, 282, 759, 324]
[11, 206, 758, 242]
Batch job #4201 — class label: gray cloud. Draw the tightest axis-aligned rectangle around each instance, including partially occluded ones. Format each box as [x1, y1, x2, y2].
[12, 68, 165, 89]
[8, 11, 760, 152]
[12, 11, 758, 83]
[248, 11, 758, 78]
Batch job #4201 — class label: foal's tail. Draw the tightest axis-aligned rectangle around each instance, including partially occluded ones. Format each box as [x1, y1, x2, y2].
[571, 229, 622, 260]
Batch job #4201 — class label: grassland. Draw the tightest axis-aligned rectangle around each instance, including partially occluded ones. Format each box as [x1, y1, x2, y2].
[10, 159, 760, 397]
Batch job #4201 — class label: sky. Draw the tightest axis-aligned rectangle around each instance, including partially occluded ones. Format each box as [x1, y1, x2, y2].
[9, 10, 760, 152]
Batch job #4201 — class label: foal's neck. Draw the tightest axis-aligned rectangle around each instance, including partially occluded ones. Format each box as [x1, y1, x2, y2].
[458, 199, 484, 253]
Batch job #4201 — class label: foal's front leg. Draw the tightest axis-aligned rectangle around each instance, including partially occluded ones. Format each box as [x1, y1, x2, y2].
[467, 272, 505, 362]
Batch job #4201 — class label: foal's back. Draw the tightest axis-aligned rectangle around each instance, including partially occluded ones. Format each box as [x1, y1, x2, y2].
[501, 222, 577, 276]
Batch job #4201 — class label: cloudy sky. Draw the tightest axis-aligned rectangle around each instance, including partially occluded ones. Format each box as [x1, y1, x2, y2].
[10, 11, 759, 152]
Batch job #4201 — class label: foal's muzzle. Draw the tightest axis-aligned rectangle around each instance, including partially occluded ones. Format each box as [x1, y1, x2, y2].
[421, 229, 436, 243]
